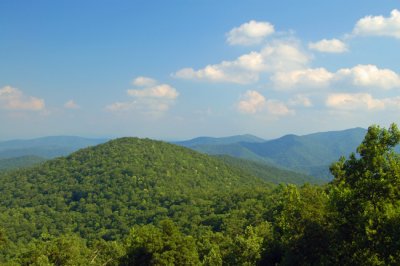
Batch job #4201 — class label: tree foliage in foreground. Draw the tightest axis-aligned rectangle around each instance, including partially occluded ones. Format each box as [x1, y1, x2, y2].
[1, 125, 400, 265]
[329, 123, 400, 265]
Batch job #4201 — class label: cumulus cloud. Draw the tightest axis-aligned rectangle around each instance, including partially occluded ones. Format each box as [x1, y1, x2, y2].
[353, 9, 400, 38]
[265, 100, 294, 116]
[272, 64, 400, 90]
[0, 86, 45, 111]
[272, 68, 334, 89]
[174, 41, 309, 84]
[336, 64, 400, 90]
[288, 95, 313, 107]
[127, 84, 178, 99]
[326, 93, 386, 110]
[308, 38, 348, 53]
[64, 100, 80, 109]
[227, 20, 275, 46]
[132, 76, 158, 87]
[238, 90, 266, 113]
[106, 77, 178, 115]
[106, 99, 170, 113]
[260, 41, 309, 72]
[237, 90, 293, 116]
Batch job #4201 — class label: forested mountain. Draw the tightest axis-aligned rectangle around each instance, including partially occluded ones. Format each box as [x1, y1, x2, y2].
[178, 128, 367, 180]
[0, 156, 46, 172]
[242, 127, 367, 179]
[1, 126, 400, 265]
[0, 137, 271, 263]
[216, 155, 324, 185]
[174, 134, 265, 147]
[0, 136, 108, 159]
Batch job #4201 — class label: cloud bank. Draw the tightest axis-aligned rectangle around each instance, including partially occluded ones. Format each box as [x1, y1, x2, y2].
[107, 77, 179, 115]
[0, 86, 45, 111]
[353, 9, 400, 38]
[237, 90, 293, 116]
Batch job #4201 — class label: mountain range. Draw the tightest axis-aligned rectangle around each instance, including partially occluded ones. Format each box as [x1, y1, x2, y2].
[0, 128, 372, 180]
[0, 136, 108, 159]
[176, 128, 368, 179]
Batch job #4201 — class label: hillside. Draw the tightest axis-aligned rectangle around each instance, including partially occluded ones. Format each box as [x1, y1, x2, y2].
[0, 137, 268, 247]
[174, 134, 265, 147]
[1, 126, 398, 265]
[0, 136, 108, 159]
[216, 155, 324, 185]
[242, 128, 367, 178]
[0, 156, 46, 172]
[180, 128, 367, 180]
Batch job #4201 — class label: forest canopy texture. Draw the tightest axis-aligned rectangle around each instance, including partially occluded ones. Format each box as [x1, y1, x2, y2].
[1, 124, 400, 265]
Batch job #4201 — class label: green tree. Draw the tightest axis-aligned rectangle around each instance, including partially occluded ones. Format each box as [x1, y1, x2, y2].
[0, 228, 6, 249]
[233, 222, 272, 266]
[16, 234, 92, 266]
[330, 124, 400, 265]
[121, 219, 200, 265]
[265, 184, 331, 265]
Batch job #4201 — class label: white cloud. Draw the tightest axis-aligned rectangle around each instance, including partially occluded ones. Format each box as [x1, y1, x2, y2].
[353, 9, 400, 38]
[106, 99, 170, 113]
[383, 97, 400, 109]
[238, 90, 266, 113]
[227, 20, 275, 46]
[0, 86, 45, 111]
[132, 76, 158, 87]
[127, 84, 178, 99]
[288, 95, 313, 107]
[174, 41, 309, 84]
[237, 90, 293, 116]
[265, 100, 294, 116]
[173, 65, 258, 84]
[260, 41, 309, 72]
[308, 38, 348, 53]
[272, 64, 400, 90]
[106, 77, 178, 115]
[326, 93, 385, 110]
[336, 64, 400, 89]
[64, 100, 80, 109]
[106, 101, 133, 112]
[272, 68, 334, 89]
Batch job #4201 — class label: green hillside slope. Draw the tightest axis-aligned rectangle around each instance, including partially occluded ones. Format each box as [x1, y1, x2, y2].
[0, 137, 268, 247]
[216, 155, 324, 185]
[242, 128, 367, 178]
[1, 126, 397, 265]
[0, 156, 46, 172]
[183, 128, 367, 180]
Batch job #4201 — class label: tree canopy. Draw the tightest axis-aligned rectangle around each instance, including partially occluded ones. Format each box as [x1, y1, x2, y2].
[1, 125, 400, 265]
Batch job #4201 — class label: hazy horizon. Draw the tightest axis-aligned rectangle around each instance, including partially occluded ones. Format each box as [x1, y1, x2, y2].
[0, 126, 370, 143]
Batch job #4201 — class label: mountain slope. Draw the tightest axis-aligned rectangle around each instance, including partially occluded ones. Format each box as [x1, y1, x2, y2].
[180, 128, 367, 180]
[0, 136, 108, 159]
[0, 137, 268, 245]
[242, 128, 367, 178]
[216, 155, 324, 185]
[0, 156, 46, 172]
[194, 143, 272, 163]
[175, 134, 265, 147]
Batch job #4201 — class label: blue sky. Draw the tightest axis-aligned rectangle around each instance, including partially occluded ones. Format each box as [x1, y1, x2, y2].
[1, 0, 400, 140]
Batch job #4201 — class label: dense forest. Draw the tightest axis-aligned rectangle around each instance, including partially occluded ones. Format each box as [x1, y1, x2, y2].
[0, 156, 45, 172]
[0, 124, 400, 265]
